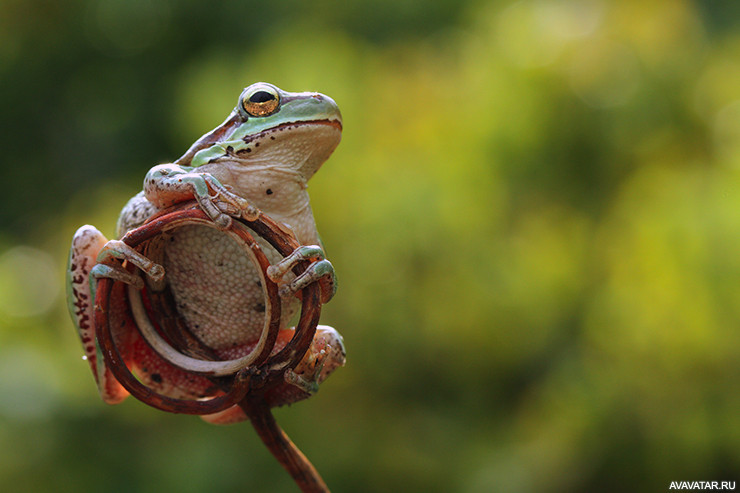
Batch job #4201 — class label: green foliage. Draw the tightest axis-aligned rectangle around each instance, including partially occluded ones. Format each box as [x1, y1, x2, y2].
[0, 0, 738, 491]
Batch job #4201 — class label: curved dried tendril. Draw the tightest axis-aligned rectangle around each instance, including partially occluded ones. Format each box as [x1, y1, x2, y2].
[93, 203, 322, 413]
[93, 202, 329, 492]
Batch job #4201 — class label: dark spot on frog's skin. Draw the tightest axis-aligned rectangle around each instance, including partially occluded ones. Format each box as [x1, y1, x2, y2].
[246, 148, 252, 153]
[255, 142, 259, 147]
[151, 373, 163, 384]
[266, 189, 273, 195]
[216, 260, 224, 267]
[270, 136, 276, 140]
[254, 302, 265, 313]
[226, 145, 234, 153]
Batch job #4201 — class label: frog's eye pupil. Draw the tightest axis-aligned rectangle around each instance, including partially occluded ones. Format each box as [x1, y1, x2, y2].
[249, 91, 275, 103]
[242, 86, 280, 117]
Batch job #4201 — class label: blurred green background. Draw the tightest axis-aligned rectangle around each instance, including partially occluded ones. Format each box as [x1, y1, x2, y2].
[1, 0, 739, 491]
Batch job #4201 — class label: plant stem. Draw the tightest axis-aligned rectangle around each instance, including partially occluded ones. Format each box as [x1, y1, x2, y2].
[241, 397, 329, 493]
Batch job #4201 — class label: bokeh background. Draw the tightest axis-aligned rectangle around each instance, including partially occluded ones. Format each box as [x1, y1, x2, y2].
[1, 0, 739, 491]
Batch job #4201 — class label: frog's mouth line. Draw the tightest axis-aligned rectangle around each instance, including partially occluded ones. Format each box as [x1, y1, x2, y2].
[242, 118, 343, 144]
[177, 118, 342, 165]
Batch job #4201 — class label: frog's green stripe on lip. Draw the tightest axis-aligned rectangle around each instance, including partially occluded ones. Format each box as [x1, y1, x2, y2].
[191, 119, 342, 166]
[241, 119, 342, 144]
[175, 113, 242, 165]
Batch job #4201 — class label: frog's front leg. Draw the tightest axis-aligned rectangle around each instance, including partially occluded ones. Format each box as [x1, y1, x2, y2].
[266, 245, 337, 303]
[144, 164, 259, 228]
[94, 240, 165, 286]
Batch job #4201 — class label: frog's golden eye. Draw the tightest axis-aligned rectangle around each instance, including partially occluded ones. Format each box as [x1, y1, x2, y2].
[242, 86, 280, 117]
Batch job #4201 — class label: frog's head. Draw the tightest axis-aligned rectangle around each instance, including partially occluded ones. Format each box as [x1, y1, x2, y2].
[176, 83, 342, 181]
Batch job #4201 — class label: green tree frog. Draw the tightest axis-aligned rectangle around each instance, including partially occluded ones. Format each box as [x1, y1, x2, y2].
[66, 83, 345, 424]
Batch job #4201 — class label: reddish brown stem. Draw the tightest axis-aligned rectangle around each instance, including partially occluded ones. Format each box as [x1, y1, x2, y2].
[99, 203, 332, 491]
[95, 277, 255, 415]
[241, 397, 329, 493]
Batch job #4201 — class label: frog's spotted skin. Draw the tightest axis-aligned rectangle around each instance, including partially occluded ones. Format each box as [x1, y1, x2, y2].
[66, 83, 345, 422]
[116, 192, 158, 238]
[164, 225, 297, 350]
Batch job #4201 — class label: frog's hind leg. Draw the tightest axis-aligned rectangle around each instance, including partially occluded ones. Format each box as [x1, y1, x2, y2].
[67, 225, 129, 404]
[201, 325, 346, 425]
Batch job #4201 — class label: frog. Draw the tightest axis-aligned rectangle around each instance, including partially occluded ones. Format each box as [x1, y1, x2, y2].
[66, 82, 346, 424]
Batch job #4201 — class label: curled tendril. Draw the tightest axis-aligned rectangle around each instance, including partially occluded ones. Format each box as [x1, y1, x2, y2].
[93, 202, 329, 492]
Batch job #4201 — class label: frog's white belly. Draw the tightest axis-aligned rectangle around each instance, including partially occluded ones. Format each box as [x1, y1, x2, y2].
[162, 225, 296, 350]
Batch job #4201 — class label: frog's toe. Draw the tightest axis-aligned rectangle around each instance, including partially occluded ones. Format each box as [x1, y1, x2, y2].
[267, 245, 337, 302]
[96, 239, 164, 284]
[307, 325, 346, 380]
[280, 259, 336, 303]
[213, 212, 233, 229]
[282, 325, 345, 395]
[91, 263, 144, 289]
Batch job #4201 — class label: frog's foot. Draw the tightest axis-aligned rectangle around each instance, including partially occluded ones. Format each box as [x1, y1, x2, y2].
[285, 325, 346, 394]
[93, 240, 165, 289]
[284, 367, 321, 394]
[266, 245, 337, 303]
[144, 164, 259, 229]
[203, 174, 261, 226]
